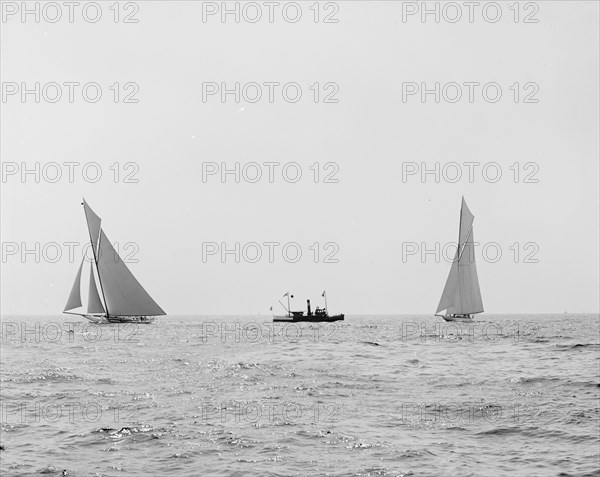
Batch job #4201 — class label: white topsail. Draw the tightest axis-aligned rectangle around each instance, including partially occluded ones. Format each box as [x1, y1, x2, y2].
[64, 199, 165, 318]
[83, 198, 101, 255]
[436, 198, 484, 315]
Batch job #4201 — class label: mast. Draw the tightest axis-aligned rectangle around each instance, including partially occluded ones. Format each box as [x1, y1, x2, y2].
[322, 290, 328, 314]
[457, 224, 474, 263]
[82, 201, 109, 318]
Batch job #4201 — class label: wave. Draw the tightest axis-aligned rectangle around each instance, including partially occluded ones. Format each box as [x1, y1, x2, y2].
[93, 425, 163, 442]
[476, 426, 539, 436]
[554, 343, 600, 350]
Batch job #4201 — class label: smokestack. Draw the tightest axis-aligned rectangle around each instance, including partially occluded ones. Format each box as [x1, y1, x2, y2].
[307, 299, 311, 316]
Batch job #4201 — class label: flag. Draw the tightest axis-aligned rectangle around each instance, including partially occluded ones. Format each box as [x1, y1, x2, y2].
[269, 306, 273, 311]
[322, 290, 326, 297]
[283, 292, 289, 297]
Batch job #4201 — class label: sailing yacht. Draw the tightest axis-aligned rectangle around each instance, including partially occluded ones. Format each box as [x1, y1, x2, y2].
[63, 199, 166, 324]
[435, 197, 484, 322]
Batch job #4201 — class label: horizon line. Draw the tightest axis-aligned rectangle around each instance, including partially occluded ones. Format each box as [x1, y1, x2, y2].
[1, 312, 599, 318]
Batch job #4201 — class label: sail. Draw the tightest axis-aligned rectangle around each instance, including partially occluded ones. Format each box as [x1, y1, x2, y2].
[82, 199, 101, 255]
[436, 250, 459, 313]
[448, 229, 484, 314]
[96, 230, 165, 316]
[87, 262, 106, 314]
[64, 257, 84, 311]
[436, 198, 484, 315]
[458, 197, 474, 247]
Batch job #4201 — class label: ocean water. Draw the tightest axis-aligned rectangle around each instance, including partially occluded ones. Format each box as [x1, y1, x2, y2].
[1, 314, 599, 477]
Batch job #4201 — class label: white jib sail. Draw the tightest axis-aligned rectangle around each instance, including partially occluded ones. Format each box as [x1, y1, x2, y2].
[64, 257, 84, 312]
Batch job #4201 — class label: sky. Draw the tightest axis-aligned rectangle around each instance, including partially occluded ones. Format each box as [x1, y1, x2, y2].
[1, 1, 599, 315]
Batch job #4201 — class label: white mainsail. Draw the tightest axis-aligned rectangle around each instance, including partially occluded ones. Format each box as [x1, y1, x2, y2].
[436, 198, 484, 315]
[64, 199, 165, 318]
[97, 230, 165, 316]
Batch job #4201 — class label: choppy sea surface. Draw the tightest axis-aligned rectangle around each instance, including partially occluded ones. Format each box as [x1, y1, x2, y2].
[1, 314, 599, 477]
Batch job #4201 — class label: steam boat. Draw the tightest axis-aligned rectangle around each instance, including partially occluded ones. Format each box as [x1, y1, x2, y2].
[273, 291, 344, 322]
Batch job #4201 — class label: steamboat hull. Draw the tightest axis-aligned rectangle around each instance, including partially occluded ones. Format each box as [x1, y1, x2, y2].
[273, 314, 344, 323]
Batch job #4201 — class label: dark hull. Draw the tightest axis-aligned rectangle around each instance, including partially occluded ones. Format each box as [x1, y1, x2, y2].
[436, 314, 474, 322]
[81, 315, 155, 324]
[273, 314, 344, 323]
[106, 315, 156, 324]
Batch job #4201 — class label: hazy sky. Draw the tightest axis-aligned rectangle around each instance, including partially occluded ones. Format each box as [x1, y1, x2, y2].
[1, 1, 599, 315]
